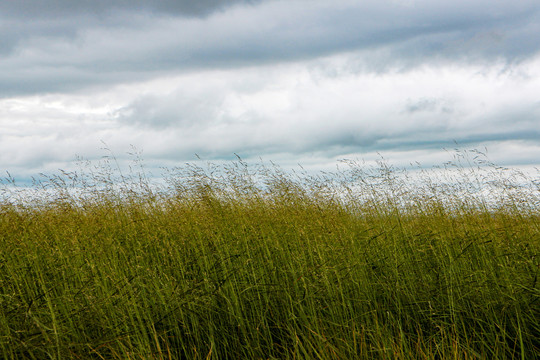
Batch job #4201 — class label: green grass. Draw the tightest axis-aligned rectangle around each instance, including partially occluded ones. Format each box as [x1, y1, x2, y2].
[1, 150, 539, 359]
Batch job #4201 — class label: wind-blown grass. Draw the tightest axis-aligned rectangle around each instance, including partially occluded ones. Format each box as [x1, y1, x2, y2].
[0, 150, 539, 359]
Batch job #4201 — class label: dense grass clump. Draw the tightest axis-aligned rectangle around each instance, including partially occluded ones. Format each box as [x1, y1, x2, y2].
[1, 151, 539, 359]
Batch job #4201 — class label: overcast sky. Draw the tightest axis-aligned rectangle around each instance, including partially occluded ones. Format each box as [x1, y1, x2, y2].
[1, 0, 540, 182]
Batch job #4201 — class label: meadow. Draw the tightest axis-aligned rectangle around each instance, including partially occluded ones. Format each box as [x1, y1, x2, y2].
[0, 150, 539, 359]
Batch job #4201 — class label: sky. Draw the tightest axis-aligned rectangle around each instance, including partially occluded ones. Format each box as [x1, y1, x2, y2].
[1, 0, 540, 183]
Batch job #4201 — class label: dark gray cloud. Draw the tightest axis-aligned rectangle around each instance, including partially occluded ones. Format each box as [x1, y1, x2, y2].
[0, 0, 260, 60]
[0, 0, 260, 18]
[1, 0, 540, 97]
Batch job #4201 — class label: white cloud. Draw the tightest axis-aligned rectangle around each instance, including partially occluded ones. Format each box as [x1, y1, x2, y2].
[3, 52, 539, 182]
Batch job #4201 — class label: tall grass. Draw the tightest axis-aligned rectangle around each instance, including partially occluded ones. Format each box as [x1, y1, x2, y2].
[1, 150, 539, 359]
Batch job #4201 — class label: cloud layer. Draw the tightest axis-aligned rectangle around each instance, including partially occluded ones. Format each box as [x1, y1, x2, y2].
[3, 0, 540, 96]
[1, 0, 539, 181]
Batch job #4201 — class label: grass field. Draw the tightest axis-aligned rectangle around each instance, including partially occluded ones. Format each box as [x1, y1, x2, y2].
[1, 150, 539, 359]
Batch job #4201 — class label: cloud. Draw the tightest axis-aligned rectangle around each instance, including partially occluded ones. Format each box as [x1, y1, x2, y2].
[0, 0, 261, 18]
[2, 0, 540, 97]
[1, 0, 540, 183]
[115, 90, 226, 129]
[403, 98, 454, 114]
[107, 57, 540, 162]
